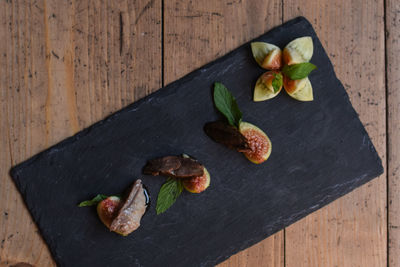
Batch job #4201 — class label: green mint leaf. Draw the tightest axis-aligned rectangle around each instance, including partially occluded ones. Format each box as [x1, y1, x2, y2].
[282, 62, 316, 80]
[213, 82, 242, 127]
[78, 194, 108, 207]
[156, 178, 183, 215]
[271, 72, 283, 93]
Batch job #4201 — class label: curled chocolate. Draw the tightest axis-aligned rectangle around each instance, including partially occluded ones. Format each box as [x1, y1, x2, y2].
[143, 156, 204, 179]
[204, 121, 250, 152]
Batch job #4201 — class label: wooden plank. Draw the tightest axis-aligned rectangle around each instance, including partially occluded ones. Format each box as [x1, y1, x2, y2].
[283, 1, 387, 266]
[163, 1, 284, 266]
[387, 0, 400, 266]
[0, 0, 161, 265]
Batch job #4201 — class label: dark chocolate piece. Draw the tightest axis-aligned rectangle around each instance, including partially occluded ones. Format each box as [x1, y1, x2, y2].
[143, 156, 204, 178]
[204, 121, 251, 152]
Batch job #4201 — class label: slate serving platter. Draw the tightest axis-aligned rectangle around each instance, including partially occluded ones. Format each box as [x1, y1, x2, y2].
[11, 17, 383, 267]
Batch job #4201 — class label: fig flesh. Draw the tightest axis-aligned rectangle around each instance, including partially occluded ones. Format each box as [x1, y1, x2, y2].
[183, 167, 211, 194]
[239, 122, 272, 164]
[97, 196, 121, 229]
[97, 180, 148, 236]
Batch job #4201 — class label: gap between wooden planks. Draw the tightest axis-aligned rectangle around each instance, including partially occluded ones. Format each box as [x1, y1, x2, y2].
[0, 0, 392, 266]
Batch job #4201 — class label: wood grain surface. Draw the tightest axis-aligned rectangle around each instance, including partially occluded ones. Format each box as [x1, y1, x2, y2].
[387, 0, 400, 266]
[0, 0, 393, 266]
[283, 1, 387, 266]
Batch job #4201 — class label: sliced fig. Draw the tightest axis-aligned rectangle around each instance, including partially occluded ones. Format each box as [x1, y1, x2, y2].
[239, 122, 272, 164]
[96, 180, 148, 236]
[204, 121, 250, 152]
[283, 36, 313, 65]
[183, 167, 211, 193]
[253, 71, 283, 102]
[97, 196, 121, 229]
[283, 76, 313, 101]
[251, 42, 282, 70]
[143, 156, 204, 178]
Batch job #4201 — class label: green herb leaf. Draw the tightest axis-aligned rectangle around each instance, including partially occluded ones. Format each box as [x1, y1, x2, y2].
[281, 62, 316, 80]
[156, 178, 183, 215]
[271, 72, 283, 93]
[213, 82, 242, 127]
[78, 194, 108, 207]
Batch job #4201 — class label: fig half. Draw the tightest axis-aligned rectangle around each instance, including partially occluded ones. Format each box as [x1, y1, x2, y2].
[97, 196, 121, 229]
[283, 76, 313, 101]
[183, 167, 211, 193]
[96, 180, 148, 236]
[239, 122, 272, 164]
[253, 71, 283, 102]
[251, 42, 282, 70]
[283, 36, 313, 65]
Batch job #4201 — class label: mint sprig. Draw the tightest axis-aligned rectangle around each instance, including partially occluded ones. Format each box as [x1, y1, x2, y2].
[156, 178, 183, 215]
[78, 194, 108, 207]
[282, 62, 316, 80]
[213, 82, 242, 127]
[271, 72, 283, 93]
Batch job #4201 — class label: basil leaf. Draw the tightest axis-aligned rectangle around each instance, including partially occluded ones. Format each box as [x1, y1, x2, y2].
[282, 62, 316, 80]
[271, 73, 283, 93]
[213, 82, 242, 127]
[78, 194, 108, 207]
[156, 178, 183, 215]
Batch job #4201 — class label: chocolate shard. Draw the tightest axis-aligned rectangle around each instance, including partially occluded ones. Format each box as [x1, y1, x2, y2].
[143, 156, 204, 179]
[142, 156, 181, 176]
[110, 179, 147, 236]
[173, 158, 204, 178]
[204, 121, 251, 152]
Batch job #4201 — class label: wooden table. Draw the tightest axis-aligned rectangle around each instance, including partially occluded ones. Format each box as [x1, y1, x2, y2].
[0, 0, 397, 266]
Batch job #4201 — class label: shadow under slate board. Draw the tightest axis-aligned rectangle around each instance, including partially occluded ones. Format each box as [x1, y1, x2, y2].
[11, 17, 383, 267]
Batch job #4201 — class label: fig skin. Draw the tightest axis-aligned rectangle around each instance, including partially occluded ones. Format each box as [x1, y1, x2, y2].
[239, 122, 272, 164]
[283, 36, 313, 65]
[97, 196, 121, 230]
[251, 42, 282, 70]
[283, 76, 313, 101]
[183, 167, 211, 193]
[283, 75, 308, 94]
[253, 71, 283, 102]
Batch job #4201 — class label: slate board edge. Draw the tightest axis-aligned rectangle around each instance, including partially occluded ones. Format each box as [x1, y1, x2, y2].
[9, 16, 384, 267]
[212, 163, 384, 266]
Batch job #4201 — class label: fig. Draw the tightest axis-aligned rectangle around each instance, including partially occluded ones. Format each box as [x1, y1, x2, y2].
[97, 196, 121, 229]
[110, 180, 148, 236]
[239, 122, 272, 164]
[183, 167, 211, 193]
[283, 36, 313, 65]
[283, 76, 313, 101]
[253, 71, 282, 102]
[251, 42, 282, 70]
[96, 180, 148, 236]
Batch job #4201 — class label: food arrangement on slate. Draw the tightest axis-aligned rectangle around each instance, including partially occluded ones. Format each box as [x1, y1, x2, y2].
[251, 36, 316, 101]
[78, 35, 317, 232]
[204, 83, 272, 164]
[10, 17, 383, 266]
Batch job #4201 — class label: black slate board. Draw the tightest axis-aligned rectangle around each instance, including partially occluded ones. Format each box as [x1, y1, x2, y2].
[11, 17, 383, 267]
